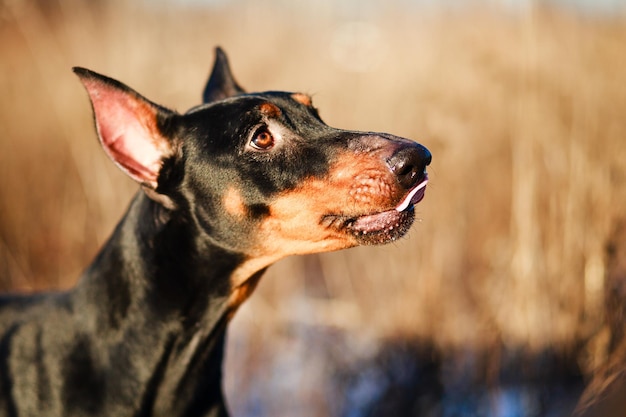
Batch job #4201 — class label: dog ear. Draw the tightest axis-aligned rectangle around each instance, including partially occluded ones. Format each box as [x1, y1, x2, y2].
[202, 47, 246, 103]
[74, 67, 178, 193]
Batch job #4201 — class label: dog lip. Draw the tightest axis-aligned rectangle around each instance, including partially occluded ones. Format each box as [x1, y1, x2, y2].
[322, 204, 414, 241]
[350, 209, 410, 234]
[348, 208, 415, 245]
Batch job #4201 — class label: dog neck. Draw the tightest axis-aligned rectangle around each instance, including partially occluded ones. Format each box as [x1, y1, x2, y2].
[74, 191, 258, 415]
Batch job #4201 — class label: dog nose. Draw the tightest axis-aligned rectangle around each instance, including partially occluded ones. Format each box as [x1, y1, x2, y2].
[387, 144, 432, 190]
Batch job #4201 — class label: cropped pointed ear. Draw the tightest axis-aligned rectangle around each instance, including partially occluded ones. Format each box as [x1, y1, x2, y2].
[202, 47, 246, 103]
[74, 67, 178, 193]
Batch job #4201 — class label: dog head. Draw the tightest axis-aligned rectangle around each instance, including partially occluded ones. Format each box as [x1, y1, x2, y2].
[75, 48, 431, 282]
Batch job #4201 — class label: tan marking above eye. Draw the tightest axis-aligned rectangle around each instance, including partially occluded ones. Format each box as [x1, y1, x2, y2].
[291, 92, 312, 107]
[258, 102, 281, 117]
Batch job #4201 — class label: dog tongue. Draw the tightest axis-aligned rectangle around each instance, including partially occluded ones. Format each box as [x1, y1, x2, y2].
[395, 179, 428, 212]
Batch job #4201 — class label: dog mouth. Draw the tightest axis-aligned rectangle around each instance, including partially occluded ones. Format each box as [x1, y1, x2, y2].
[322, 177, 428, 245]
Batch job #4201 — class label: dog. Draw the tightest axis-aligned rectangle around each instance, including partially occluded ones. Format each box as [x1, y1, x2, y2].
[0, 48, 431, 417]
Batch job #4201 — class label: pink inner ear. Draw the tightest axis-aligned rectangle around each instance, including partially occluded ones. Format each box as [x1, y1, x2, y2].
[83, 78, 171, 188]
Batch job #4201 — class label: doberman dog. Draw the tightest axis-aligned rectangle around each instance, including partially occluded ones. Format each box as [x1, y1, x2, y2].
[0, 48, 431, 417]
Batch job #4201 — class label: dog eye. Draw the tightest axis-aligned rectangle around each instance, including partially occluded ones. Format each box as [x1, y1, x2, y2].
[250, 127, 275, 150]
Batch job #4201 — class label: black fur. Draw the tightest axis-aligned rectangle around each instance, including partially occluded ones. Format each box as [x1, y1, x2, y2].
[0, 48, 431, 416]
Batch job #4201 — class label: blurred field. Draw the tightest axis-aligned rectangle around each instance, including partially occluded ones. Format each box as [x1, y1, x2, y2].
[1, 0, 625, 415]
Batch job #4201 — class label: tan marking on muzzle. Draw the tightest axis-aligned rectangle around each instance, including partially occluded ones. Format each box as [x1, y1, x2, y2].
[241, 151, 400, 265]
[227, 146, 408, 299]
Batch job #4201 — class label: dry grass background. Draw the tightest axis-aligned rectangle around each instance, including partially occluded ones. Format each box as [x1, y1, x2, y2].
[1, 0, 625, 415]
